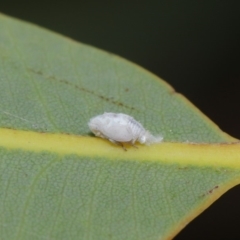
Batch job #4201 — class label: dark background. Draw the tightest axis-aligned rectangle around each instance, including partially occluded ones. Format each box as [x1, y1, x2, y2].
[1, 1, 240, 239]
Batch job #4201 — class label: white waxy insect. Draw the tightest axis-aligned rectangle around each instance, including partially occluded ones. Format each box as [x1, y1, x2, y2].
[88, 112, 163, 149]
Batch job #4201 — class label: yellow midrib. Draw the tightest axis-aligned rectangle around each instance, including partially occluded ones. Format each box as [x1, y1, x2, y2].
[0, 128, 240, 168]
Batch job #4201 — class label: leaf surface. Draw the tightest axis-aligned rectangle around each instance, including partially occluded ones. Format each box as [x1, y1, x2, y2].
[0, 14, 239, 240]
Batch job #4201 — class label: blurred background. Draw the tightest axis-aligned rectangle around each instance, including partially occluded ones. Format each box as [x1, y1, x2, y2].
[1, 0, 240, 239]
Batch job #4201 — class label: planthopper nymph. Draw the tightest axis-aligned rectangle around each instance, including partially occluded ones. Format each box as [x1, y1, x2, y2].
[88, 112, 163, 150]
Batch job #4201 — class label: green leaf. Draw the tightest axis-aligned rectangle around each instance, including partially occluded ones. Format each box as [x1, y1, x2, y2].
[0, 13, 239, 240]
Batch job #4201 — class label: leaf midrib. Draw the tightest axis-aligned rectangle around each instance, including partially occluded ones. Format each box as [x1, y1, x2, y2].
[0, 128, 240, 168]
